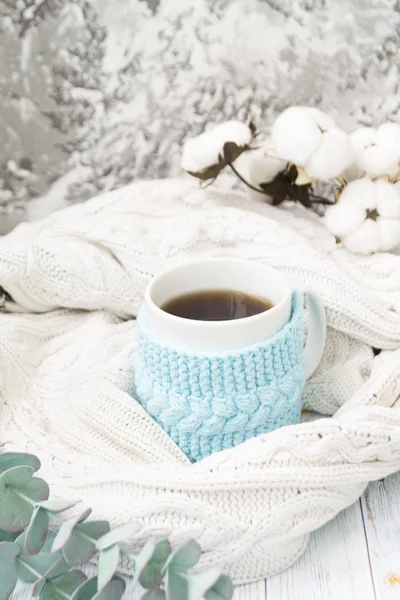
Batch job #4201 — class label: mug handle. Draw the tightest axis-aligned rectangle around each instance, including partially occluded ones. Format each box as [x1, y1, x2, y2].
[303, 290, 326, 380]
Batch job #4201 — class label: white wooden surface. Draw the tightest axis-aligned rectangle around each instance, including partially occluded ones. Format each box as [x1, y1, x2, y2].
[11, 472, 400, 600]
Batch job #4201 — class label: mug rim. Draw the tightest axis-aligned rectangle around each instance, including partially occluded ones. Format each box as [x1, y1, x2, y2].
[145, 257, 292, 329]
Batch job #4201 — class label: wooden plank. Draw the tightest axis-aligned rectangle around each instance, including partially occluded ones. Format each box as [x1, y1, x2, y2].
[267, 502, 376, 600]
[361, 472, 400, 599]
[12, 498, 381, 600]
[122, 575, 145, 599]
[233, 581, 267, 599]
[11, 582, 34, 600]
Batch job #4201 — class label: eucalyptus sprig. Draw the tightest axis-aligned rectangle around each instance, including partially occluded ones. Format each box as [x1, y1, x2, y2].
[0, 452, 233, 600]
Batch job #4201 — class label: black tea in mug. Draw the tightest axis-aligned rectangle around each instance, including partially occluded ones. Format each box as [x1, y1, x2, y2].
[161, 289, 274, 321]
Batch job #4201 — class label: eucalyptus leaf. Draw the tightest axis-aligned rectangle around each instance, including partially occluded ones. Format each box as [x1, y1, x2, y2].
[52, 508, 93, 553]
[16, 554, 50, 583]
[0, 542, 19, 600]
[150, 538, 171, 565]
[93, 576, 126, 600]
[0, 477, 49, 531]
[25, 506, 49, 555]
[15, 534, 63, 584]
[0, 541, 20, 561]
[78, 508, 92, 523]
[133, 536, 171, 589]
[132, 537, 157, 586]
[32, 576, 47, 597]
[0, 492, 32, 533]
[19, 478, 50, 503]
[37, 500, 79, 514]
[141, 590, 166, 600]
[138, 557, 164, 590]
[96, 522, 139, 551]
[16, 551, 62, 584]
[163, 540, 201, 573]
[63, 520, 110, 567]
[186, 568, 224, 600]
[0, 453, 41, 474]
[44, 556, 73, 580]
[37, 570, 87, 600]
[97, 544, 120, 590]
[0, 465, 34, 488]
[166, 570, 188, 600]
[37, 584, 59, 600]
[38, 581, 57, 600]
[204, 575, 234, 600]
[32, 556, 71, 596]
[15, 531, 28, 550]
[0, 471, 35, 533]
[0, 449, 233, 600]
[0, 529, 18, 542]
[40, 531, 56, 553]
[71, 577, 98, 600]
[50, 569, 87, 594]
[138, 539, 171, 590]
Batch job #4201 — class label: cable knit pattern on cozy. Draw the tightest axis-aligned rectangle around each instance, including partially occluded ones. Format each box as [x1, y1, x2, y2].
[0, 178, 400, 583]
[135, 293, 305, 461]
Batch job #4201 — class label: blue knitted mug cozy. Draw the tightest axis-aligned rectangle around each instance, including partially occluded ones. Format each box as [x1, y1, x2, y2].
[135, 291, 306, 462]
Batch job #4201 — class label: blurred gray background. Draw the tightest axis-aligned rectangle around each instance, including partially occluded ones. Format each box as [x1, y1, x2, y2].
[0, 0, 399, 231]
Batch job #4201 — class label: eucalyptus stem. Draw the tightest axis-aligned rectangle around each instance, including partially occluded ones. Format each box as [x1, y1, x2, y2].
[0, 451, 233, 600]
[17, 557, 71, 600]
[16, 557, 42, 579]
[13, 485, 137, 576]
[13, 488, 37, 507]
[48, 583, 71, 600]
[13, 488, 93, 544]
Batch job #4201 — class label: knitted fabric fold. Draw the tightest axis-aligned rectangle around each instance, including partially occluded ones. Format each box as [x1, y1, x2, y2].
[135, 291, 305, 461]
[1, 179, 400, 583]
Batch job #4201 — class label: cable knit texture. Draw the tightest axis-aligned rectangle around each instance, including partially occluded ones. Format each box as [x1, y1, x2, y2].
[0, 178, 400, 584]
[135, 292, 305, 461]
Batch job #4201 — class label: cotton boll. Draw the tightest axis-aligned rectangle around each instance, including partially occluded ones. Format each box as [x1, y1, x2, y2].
[339, 178, 377, 210]
[347, 128, 377, 181]
[343, 219, 381, 254]
[355, 144, 399, 179]
[273, 106, 352, 180]
[247, 147, 287, 189]
[350, 127, 377, 150]
[324, 202, 366, 237]
[272, 107, 323, 165]
[344, 161, 364, 182]
[378, 218, 400, 251]
[305, 128, 354, 180]
[350, 125, 399, 179]
[332, 179, 400, 254]
[181, 120, 252, 174]
[329, 175, 400, 255]
[308, 107, 335, 131]
[213, 120, 253, 148]
[181, 132, 221, 173]
[377, 122, 400, 158]
[375, 180, 400, 218]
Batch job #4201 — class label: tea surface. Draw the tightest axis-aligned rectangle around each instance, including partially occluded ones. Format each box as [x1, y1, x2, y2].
[161, 289, 274, 321]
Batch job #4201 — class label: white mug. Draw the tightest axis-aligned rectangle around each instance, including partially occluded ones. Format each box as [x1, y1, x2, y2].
[145, 258, 326, 379]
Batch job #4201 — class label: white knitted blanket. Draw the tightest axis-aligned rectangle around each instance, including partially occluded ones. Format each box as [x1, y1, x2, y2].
[1, 178, 400, 584]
